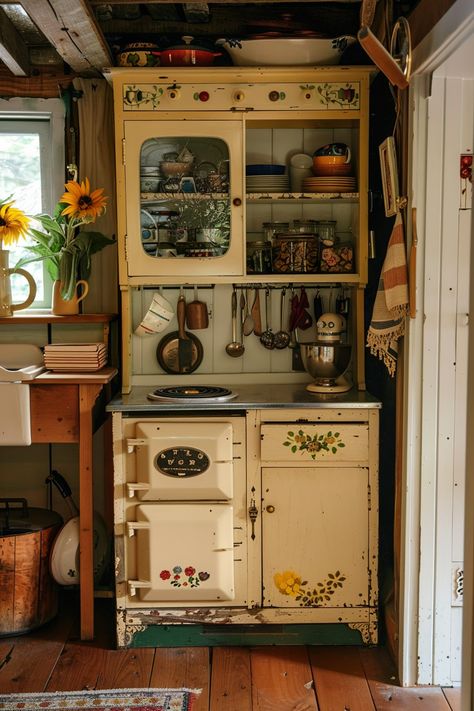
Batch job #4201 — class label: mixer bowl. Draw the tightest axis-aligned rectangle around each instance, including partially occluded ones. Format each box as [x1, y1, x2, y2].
[300, 342, 351, 388]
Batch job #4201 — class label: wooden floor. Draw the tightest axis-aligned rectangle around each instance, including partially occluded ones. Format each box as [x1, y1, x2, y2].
[0, 599, 461, 710]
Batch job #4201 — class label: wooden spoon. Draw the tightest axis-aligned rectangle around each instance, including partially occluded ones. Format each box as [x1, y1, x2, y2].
[251, 288, 262, 336]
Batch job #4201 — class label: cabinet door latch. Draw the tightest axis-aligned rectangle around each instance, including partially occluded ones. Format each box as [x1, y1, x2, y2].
[248, 498, 258, 540]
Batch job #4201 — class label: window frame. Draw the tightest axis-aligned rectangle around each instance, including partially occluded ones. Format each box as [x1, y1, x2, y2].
[0, 97, 65, 309]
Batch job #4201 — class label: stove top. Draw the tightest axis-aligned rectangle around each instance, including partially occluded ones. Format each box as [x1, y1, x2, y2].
[147, 385, 237, 403]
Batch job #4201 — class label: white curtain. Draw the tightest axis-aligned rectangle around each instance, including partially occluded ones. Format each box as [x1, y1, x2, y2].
[72, 77, 117, 313]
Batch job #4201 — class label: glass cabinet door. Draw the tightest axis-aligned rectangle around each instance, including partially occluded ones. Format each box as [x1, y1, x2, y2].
[123, 120, 244, 278]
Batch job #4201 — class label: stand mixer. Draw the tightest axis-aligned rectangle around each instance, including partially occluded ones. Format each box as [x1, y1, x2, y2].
[300, 312, 352, 393]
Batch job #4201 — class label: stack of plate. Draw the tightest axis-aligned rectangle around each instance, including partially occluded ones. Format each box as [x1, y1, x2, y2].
[246, 174, 290, 192]
[44, 342, 108, 372]
[302, 176, 357, 193]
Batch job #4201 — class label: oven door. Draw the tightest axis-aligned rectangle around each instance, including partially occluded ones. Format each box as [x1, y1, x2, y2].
[126, 420, 233, 500]
[127, 502, 234, 602]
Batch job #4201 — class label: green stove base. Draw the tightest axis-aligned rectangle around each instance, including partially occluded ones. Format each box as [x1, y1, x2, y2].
[122, 622, 373, 648]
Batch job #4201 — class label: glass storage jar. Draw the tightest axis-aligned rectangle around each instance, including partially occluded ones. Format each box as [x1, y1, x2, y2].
[262, 221, 290, 242]
[316, 220, 337, 246]
[292, 219, 318, 234]
[272, 234, 319, 274]
[247, 240, 273, 274]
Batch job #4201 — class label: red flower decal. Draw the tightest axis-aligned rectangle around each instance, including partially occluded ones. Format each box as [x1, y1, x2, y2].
[185, 566, 195, 576]
[160, 569, 171, 580]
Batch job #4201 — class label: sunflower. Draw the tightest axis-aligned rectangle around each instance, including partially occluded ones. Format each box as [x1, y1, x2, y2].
[0, 201, 30, 246]
[60, 178, 107, 221]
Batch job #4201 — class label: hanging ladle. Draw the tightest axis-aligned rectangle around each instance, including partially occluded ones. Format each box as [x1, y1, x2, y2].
[274, 288, 290, 349]
[260, 287, 275, 349]
[225, 288, 245, 357]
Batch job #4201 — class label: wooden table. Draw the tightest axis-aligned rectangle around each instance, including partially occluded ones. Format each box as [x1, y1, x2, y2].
[29, 367, 117, 640]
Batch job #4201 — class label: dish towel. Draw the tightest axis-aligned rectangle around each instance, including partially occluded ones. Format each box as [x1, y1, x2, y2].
[367, 213, 409, 376]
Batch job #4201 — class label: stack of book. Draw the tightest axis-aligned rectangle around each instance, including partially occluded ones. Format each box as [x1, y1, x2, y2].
[43, 342, 108, 372]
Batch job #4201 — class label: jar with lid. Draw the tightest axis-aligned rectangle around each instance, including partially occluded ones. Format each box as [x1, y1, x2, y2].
[316, 220, 337, 246]
[247, 240, 273, 274]
[262, 221, 290, 243]
[292, 219, 318, 234]
[272, 234, 318, 274]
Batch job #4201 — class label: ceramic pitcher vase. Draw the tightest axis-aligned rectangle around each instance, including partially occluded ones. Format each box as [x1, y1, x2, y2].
[0, 249, 37, 317]
[52, 279, 89, 315]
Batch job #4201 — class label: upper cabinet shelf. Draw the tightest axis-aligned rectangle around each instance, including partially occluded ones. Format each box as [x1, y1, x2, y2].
[108, 67, 370, 286]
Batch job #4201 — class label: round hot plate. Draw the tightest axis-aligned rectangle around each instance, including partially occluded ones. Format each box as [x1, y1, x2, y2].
[147, 385, 237, 403]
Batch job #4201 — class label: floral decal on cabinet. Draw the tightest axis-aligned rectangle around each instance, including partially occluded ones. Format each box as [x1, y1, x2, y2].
[317, 83, 359, 108]
[283, 429, 345, 458]
[160, 565, 210, 588]
[274, 569, 346, 606]
[123, 84, 164, 109]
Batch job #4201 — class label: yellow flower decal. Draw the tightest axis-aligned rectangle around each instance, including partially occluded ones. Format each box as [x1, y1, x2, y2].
[0, 201, 29, 246]
[274, 570, 346, 606]
[60, 177, 107, 220]
[283, 429, 345, 459]
[274, 570, 302, 596]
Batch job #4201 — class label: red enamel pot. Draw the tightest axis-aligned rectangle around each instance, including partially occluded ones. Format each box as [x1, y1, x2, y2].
[153, 36, 221, 66]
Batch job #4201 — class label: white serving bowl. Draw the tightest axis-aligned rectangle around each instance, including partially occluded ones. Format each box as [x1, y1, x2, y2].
[216, 36, 356, 67]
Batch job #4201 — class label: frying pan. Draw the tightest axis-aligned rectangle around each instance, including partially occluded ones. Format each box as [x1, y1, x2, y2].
[156, 330, 203, 374]
[47, 470, 110, 587]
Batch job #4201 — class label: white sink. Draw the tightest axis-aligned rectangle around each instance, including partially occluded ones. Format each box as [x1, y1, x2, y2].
[0, 343, 45, 382]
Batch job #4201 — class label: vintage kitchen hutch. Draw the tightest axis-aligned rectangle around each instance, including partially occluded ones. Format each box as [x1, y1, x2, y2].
[106, 66, 380, 648]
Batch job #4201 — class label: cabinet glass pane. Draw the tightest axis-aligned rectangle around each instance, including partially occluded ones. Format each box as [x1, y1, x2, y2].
[140, 136, 230, 259]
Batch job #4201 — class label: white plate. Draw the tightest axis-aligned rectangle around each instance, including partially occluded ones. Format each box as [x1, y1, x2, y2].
[50, 514, 110, 586]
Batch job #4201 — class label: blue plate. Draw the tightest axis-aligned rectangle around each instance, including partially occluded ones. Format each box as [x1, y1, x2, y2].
[246, 164, 286, 176]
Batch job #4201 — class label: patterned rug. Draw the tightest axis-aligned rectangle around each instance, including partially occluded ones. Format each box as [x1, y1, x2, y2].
[0, 687, 200, 711]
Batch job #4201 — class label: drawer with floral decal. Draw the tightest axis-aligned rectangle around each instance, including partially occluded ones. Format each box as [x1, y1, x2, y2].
[260, 423, 369, 463]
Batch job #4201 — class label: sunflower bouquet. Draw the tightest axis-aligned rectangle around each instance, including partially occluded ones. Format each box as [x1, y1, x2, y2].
[17, 177, 113, 301]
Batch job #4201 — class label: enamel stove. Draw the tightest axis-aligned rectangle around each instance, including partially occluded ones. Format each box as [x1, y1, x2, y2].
[147, 385, 237, 403]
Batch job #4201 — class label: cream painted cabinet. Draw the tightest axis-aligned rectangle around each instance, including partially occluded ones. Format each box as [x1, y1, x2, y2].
[247, 407, 379, 644]
[107, 66, 371, 287]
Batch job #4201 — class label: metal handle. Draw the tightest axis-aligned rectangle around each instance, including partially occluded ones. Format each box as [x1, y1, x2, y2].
[249, 498, 258, 540]
[266, 505, 275, 513]
[231, 289, 237, 341]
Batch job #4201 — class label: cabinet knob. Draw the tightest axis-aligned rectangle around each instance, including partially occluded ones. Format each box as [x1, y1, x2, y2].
[266, 505, 275, 513]
[233, 90, 245, 102]
[233, 197, 242, 207]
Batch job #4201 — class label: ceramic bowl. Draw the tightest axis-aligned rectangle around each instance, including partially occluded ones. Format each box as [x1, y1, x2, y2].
[140, 177, 160, 192]
[312, 163, 353, 177]
[312, 155, 349, 167]
[216, 36, 356, 66]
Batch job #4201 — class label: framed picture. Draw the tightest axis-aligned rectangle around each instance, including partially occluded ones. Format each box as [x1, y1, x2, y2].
[379, 136, 400, 217]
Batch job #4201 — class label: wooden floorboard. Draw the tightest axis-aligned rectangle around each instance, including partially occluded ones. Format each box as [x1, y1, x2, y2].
[150, 647, 210, 711]
[0, 604, 72, 693]
[442, 686, 462, 711]
[309, 645, 377, 711]
[0, 600, 463, 710]
[209, 647, 252, 711]
[359, 647, 453, 710]
[250, 646, 318, 710]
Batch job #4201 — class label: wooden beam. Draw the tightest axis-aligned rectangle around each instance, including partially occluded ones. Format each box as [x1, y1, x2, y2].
[20, 0, 112, 75]
[408, 0, 458, 48]
[0, 7, 30, 76]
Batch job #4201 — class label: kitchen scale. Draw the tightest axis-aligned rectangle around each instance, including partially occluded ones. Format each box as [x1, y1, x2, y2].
[147, 385, 237, 403]
[300, 312, 352, 394]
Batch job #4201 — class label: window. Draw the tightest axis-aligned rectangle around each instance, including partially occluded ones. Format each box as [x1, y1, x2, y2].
[0, 98, 65, 308]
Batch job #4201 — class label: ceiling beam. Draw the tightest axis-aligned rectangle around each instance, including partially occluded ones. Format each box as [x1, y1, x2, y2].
[20, 0, 113, 75]
[0, 7, 30, 76]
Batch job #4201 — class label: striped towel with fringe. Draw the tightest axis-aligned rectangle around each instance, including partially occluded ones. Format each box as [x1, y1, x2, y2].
[367, 213, 409, 376]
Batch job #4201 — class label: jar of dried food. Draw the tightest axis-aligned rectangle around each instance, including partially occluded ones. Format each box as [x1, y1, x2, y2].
[247, 240, 273, 274]
[316, 220, 337, 246]
[272, 234, 318, 274]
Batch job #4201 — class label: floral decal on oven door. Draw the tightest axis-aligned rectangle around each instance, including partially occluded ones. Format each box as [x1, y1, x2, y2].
[274, 569, 346, 606]
[160, 565, 210, 588]
[283, 429, 345, 458]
